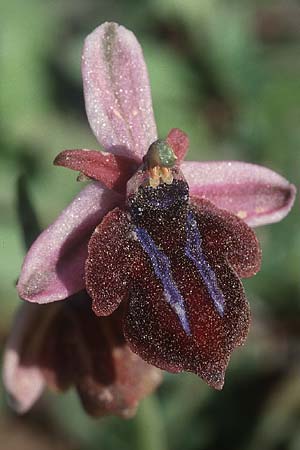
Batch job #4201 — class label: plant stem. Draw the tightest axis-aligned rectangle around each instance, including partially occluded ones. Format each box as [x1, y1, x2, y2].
[134, 395, 168, 450]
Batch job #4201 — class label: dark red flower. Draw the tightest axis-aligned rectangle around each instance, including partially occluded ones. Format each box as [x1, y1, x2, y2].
[3, 292, 161, 416]
[84, 161, 261, 388]
[5, 22, 296, 414]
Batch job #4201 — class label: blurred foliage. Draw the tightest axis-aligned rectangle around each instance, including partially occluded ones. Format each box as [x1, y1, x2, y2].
[1, 0, 300, 449]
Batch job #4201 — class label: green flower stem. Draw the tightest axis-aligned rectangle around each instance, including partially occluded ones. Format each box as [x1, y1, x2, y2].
[134, 395, 168, 450]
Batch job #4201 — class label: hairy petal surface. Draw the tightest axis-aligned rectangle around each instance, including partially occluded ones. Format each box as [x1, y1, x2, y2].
[87, 181, 260, 387]
[190, 198, 261, 278]
[182, 161, 296, 227]
[17, 183, 121, 304]
[82, 22, 157, 161]
[54, 149, 138, 194]
[86, 208, 136, 316]
[122, 197, 259, 388]
[124, 263, 249, 389]
[166, 128, 189, 163]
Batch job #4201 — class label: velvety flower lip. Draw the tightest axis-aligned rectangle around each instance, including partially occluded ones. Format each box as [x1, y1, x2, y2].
[12, 21, 296, 395]
[85, 173, 262, 388]
[3, 292, 162, 417]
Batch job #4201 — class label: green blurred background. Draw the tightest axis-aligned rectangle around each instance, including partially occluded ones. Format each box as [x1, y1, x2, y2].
[1, 0, 300, 449]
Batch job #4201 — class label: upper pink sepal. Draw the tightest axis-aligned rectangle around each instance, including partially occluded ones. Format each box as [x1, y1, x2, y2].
[166, 128, 189, 162]
[181, 161, 296, 227]
[54, 149, 138, 194]
[82, 22, 157, 162]
[17, 183, 121, 304]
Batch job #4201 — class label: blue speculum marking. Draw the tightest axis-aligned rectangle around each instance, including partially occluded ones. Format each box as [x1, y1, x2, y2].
[185, 211, 225, 316]
[135, 227, 191, 335]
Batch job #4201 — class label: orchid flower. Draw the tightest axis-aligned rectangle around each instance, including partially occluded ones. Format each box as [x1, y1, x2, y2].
[3, 291, 161, 416]
[4, 22, 296, 413]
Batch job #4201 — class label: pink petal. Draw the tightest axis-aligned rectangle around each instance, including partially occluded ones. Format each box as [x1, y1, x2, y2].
[82, 22, 157, 162]
[166, 128, 189, 162]
[17, 183, 121, 304]
[3, 304, 46, 413]
[54, 149, 137, 194]
[182, 161, 296, 227]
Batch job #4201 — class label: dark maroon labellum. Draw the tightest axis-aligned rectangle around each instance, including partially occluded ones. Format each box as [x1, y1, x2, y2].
[127, 176, 225, 335]
[86, 149, 261, 389]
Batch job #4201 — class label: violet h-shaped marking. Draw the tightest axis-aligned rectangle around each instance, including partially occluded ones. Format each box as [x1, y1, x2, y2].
[185, 211, 225, 316]
[135, 227, 191, 335]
